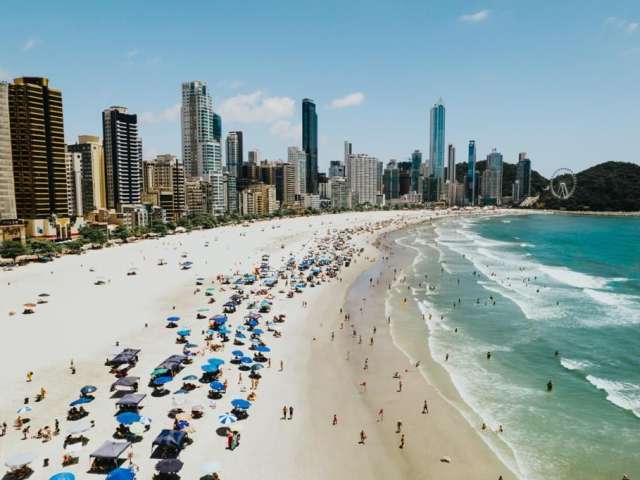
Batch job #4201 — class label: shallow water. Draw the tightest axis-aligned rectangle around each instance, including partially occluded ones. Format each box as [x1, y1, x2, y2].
[389, 214, 640, 480]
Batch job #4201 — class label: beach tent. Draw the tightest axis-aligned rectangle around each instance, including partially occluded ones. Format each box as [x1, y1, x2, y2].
[152, 429, 186, 451]
[108, 349, 140, 366]
[90, 441, 131, 459]
[110, 377, 139, 392]
[115, 393, 146, 410]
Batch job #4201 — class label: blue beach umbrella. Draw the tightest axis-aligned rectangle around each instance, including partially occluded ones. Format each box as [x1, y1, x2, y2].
[217, 326, 231, 335]
[182, 375, 198, 381]
[251, 364, 264, 371]
[185, 342, 198, 348]
[80, 385, 97, 395]
[247, 319, 258, 327]
[255, 345, 271, 353]
[166, 316, 180, 322]
[212, 314, 227, 324]
[201, 364, 219, 373]
[231, 399, 251, 409]
[177, 329, 191, 337]
[231, 350, 244, 357]
[235, 332, 246, 339]
[209, 381, 225, 391]
[106, 468, 135, 480]
[116, 412, 141, 425]
[153, 376, 173, 386]
[49, 473, 75, 480]
[252, 328, 264, 335]
[69, 397, 93, 406]
[218, 413, 237, 425]
[240, 357, 253, 364]
[207, 357, 225, 366]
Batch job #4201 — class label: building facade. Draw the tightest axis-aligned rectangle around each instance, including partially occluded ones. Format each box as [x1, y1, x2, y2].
[466, 140, 476, 205]
[429, 98, 445, 179]
[302, 98, 318, 194]
[483, 149, 503, 205]
[0, 82, 16, 221]
[68, 135, 106, 215]
[347, 154, 379, 205]
[329, 160, 345, 178]
[516, 153, 532, 202]
[226, 131, 243, 179]
[287, 146, 306, 196]
[447, 144, 456, 205]
[102, 106, 142, 211]
[65, 149, 83, 217]
[383, 160, 400, 200]
[410, 150, 422, 192]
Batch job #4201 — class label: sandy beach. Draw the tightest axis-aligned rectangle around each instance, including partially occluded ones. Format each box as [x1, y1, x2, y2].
[0, 210, 516, 480]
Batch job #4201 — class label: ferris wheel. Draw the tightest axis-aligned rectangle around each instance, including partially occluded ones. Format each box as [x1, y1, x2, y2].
[550, 168, 577, 200]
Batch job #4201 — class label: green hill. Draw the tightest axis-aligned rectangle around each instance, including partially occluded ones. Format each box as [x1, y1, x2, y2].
[536, 161, 640, 212]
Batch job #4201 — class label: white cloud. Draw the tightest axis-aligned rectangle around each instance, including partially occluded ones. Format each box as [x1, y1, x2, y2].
[22, 38, 38, 51]
[606, 16, 639, 33]
[126, 49, 140, 59]
[328, 92, 365, 109]
[459, 10, 490, 23]
[140, 103, 181, 124]
[270, 120, 302, 140]
[218, 90, 295, 123]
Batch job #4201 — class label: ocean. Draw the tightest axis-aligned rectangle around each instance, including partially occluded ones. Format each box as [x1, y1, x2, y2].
[390, 213, 640, 480]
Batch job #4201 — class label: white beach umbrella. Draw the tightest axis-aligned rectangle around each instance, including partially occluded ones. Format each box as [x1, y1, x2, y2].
[64, 443, 84, 454]
[5, 452, 37, 469]
[129, 422, 145, 435]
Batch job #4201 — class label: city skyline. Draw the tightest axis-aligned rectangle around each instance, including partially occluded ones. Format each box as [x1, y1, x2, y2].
[3, 1, 640, 176]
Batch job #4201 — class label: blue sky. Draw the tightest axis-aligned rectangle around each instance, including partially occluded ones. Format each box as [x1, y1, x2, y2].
[2, 0, 639, 176]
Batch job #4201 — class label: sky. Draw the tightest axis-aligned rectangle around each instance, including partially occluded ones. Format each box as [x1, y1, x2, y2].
[2, 0, 639, 177]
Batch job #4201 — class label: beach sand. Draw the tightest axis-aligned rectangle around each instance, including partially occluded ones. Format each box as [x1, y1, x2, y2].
[0, 210, 516, 479]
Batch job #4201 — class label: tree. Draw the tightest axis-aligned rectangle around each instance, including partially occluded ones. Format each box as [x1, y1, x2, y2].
[79, 225, 107, 245]
[112, 225, 131, 241]
[27, 238, 59, 255]
[62, 240, 84, 254]
[150, 221, 167, 235]
[0, 240, 27, 259]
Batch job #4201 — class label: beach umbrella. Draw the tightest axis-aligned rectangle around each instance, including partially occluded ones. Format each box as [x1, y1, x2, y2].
[116, 412, 140, 425]
[182, 374, 198, 381]
[16, 406, 32, 415]
[209, 381, 225, 391]
[5, 452, 36, 468]
[106, 468, 135, 480]
[156, 459, 183, 474]
[153, 376, 173, 386]
[129, 422, 145, 436]
[235, 332, 246, 339]
[201, 364, 219, 373]
[251, 364, 264, 371]
[177, 329, 191, 337]
[139, 416, 152, 426]
[231, 350, 244, 357]
[166, 316, 180, 322]
[151, 368, 169, 377]
[67, 419, 92, 435]
[64, 443, 84, 454]
[231, 399, 251, 410]
[207, 357, 225, 366]
[185, 342, 198, 348]
[218, 413, 237, 425]
[212, 314, 227, 324]
[247, 319, 258, 327]
[197, 307, 209, 312]
[237, 325, 246, 330]
[80, 385, 97, 395]
[240, 357, 253, 364]
[201, 462, 221, 475]
[252, 328, 264, 335]
[217, 326, 231, 335]
[69, 396, 94, 407]
[255, 345, 271, 353]
[49, 473, 75, 480]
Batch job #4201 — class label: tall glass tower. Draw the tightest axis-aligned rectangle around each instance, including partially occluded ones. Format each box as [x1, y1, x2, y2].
[410, 150, 422, 192]
[467, 140, 476, 205]
[302, 98, 318, 194]
[429, 98, 445, 179]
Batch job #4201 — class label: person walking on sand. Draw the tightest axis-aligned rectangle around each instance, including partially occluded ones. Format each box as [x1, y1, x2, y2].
[396, 421, 402, 433]
[332, 414, 338, 426]
[397, 380, 402, 392]
[289, 406, 294, 420]
[359, 430, 367, 444]
[399, 434, 405, 449]
[282, 406, 287, 420]
[422, 400, 429, 414]
[279, 360, 284, 371]
[377, 409, 384, 422]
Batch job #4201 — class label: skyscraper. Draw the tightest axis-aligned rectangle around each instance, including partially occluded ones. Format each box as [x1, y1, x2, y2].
[302, 98, 318, 194]
[447, 144, 456, 205]
[383, 160, 400, 199]
[347, 154, 379, 205]
[68, 135, 106, 214]
[0, 82, 16, 220]
[328, 160, 345, 178]
[65, 149, 83, 217]
[410, 150, 422, 192]
[181, 81, 219, 178]
[516, 153, 532, 202]
[429, 98, 445, 179]
[248, 150, 260, 165]
[287, 146, 306, 196]
[102, 106, 142, 210]
[8, 77, 69, 221]
[213, 113, 222, 142]
[344, 141, 352, 163]
[466, 140, 476, 205]
[225, 131, 243, 179]
[483, 149, 503, 205]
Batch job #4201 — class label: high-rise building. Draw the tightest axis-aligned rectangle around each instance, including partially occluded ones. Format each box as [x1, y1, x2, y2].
[142, 154, 186, 222]
[347, 154, 379, 205]
[65, 149, 83, 217]
[329, 160, 345, 178]
[302, 99, 318, 194]
[410, 150, 422, 192]
[516, 153, 532, 202]
[102, 106, 142, 210]
[466, 140, 476, 205]
[226, 131, 243, 179]
[0, 82, 16, 221]
[274, 161, 296, 207]
[447, 144, 456, 205]
[398, 161, 412, 196]
[181, 81, 220, 179]
[185, 179, 213, 216]
[68, 135, 106, 214]
[483, 149, 503, 205]
[383, 160, 400, 200]
[248, 150, 260, 165]
[239, 183, 277, 216]
[223, 172, 238, 213]
[8, 77, 73, 239]
[329, 177, 351, 209]
[287, 146, 306, 196]
[344, 141, 352, 163]
[429, 98, 445, 179]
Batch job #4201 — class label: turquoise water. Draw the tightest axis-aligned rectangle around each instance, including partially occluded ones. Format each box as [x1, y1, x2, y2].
[403, 213, 640, 479]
